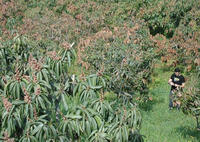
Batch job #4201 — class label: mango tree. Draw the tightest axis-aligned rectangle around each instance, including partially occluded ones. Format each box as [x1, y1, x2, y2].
[0, 35, 144, 141]
[181, 66, 200, 130]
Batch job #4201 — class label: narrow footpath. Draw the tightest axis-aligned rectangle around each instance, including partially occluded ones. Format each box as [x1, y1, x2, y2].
[140, 69, 199, 142]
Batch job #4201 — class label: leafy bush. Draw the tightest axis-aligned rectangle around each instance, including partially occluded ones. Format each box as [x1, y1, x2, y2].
[0, 0, 199, 140]
[181, 66, 200, 130]
[0, 36, 143, 141]
[80, 22, 156, 102]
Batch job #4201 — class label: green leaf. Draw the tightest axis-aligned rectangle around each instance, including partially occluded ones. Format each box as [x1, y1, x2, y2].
[2, 111, 8, 119]
[98, 132, 107, 139]
[123, 124, 128, 141]
[25, 104, 29, 116]
[64, 81, 70, 90]
[31, 123, 43, 136]
[37, 71, 42, 81]
[30, 136, 39, 142]
[27, 83, 34, 92]
[90, 85, 102, 89]
[61, 94, 68, 111]
[41, 69, 49, 83]
[30, 104, 34, 119]
[8, 105, 15, 120]
[88, 130, 98, 139]
[59, 60, 62, 75]
[86, 120, 91, 135]
[38, 80, 51, 89]
[87, 74, 97, 78]
[16, 82, 20, 99]
[38, 114, 48, 119]
[76, 121, 80, 136]
[50, 125, 57, 138]
[61, 120, 68, 133]
[67, 51, 71, 66]
[82, 114, 85, 131]
[65, 114, 82, 119]
[94, 115, 102, 127]
[54, 83, 61, 90]
[99, 120, 104, 132]
[108, 122, 119, 133]
[38, 96, 46, 109]
[101, 77, 106, 87]
[12, 100, 25, 105]
[56, 61, 60, 78]
[9, 82, 15, 93]
[61, 50, 67, 60]
[42, 65, 50, 69]
[13, 113, 21, 128]
[88, 108, 100, 116]
[91, 117, 98, 131]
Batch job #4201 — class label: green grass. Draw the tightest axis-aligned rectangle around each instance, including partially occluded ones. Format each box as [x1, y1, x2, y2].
[139, 66, 199, 142]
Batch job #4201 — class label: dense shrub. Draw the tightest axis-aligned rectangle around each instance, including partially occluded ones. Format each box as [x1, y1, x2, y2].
[0, 35, 144, 141]
[0, 0, 199, 140]
[79, 21, 156, 101]
[181, 66, 200, 130]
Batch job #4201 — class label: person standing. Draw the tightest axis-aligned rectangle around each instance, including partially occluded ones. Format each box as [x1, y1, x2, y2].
[168, 68, 185, 110]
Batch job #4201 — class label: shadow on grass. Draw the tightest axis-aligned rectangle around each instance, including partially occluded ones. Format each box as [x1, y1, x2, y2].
[176, 126, 200, 140]
[138, 97, 164, 111]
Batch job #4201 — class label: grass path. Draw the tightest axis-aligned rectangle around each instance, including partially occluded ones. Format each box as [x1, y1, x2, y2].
[140, 68, 199, 142]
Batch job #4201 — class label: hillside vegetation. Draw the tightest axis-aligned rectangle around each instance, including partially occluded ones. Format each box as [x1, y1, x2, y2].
[0, 0, 199, 141]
